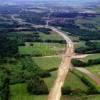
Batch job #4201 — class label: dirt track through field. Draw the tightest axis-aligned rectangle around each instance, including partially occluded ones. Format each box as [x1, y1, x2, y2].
[75, 67, 100, 85]
[47, 27, 74, 100]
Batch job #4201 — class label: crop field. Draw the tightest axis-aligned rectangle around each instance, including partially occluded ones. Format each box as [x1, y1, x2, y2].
[69, 35, 79, 42]
[33, 57, 60, 89]
[74, 41, 86, 48]
[10, 84, 47, 100]
[63, 71, 88, 91]
[39, 31, 64, 41]
[87, 65, 100, 77]
[62, 69, 100, 100]
[16, 31, 34, 34]
[33, 57, 61, 70]
[62, 95, 100, 100]
[19, 42, 65, 56]
[9, 56, 60, 100]
[44, 71, 57, 90]
[82, 53, 100, 62]
[75, 17, 100, 31]
[19, 42, 55, 56]
[73, 69, 100, 91]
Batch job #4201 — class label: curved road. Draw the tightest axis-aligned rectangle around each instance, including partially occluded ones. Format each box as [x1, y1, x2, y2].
[47, 26, 74, 100]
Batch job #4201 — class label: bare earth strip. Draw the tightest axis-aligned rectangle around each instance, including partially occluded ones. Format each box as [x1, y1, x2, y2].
[73, 54, 88, 59]
[47, 27, 74, 100]
[75, 67, 100, 85]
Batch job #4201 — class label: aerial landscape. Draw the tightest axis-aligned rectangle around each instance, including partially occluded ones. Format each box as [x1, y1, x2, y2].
[0, 0, 100, 100]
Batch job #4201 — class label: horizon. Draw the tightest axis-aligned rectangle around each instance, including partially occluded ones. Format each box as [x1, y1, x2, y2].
[1, 0, 100, 4]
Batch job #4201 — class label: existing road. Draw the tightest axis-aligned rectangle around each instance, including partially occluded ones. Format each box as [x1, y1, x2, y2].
[75, 67, 100, 85]
[12, 14, 74, 99]
[47, 26, 74, 100]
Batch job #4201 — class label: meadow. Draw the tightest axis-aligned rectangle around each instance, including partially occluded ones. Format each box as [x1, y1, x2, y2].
[33, 57, 61, 70]
[19, 42, 65, 56]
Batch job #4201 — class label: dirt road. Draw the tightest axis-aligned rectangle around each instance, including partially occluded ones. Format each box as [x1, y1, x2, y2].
[75, 67, 100, 85]
[47, 27, 74, 100]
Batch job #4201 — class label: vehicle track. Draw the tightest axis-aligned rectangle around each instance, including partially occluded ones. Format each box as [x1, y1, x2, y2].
[75, 67, 100, 85]
[47, 27, 74, 100]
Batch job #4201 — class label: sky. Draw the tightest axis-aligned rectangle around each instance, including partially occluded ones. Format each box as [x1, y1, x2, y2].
[0, 0, 99, 5]
[1, 0, 99, 2]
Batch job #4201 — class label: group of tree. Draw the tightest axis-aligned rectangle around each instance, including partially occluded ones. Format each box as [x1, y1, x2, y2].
[0, 35, 18, 58]
[72, 57, 100, 67]
[19, 11, 46, 25]
[75, 41, 100, 54]
[0, 66, 10, 100]
[37, 28, 51, 35]
[50, 12, 97, 18]
[50, 20, 100, 41]
[62, 70, 100, 95]
[27, 76, 48, 95]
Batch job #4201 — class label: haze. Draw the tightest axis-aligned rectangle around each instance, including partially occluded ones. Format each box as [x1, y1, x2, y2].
[1, 0, 99, 5]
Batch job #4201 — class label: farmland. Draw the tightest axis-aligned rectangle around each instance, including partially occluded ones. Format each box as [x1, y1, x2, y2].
[33, 57, 61, 70]
[19, 42, 65, 56]
[0, 3, 100, 100]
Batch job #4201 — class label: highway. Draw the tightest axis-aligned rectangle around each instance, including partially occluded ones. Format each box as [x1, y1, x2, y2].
[47, 26, 74, 100]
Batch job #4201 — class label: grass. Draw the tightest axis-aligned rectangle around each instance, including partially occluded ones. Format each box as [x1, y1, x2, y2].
[33, 57, 61, 70]
[73, 69, 100, 91]
[75, 17, 100, 31]
[10, 71, 57, 100]
[44, 71, 57, 90]
[10, 83, 47, 100]
[16, 31, 33, 34]
[82, 53, 100, 62]
[61, 95, 100, 100]
[19, 42, 65, 56]
[75, 41, 86, 48]
[75, 18, 96, 29]
[69, 35, 79, 42]
[33, 57, 60, 89]
[19, 42, 55, 56]
[62, 69, 100, 100]
[39, 31, 63, 41]
[81, 53, 100, 77]
[63, 71, 88, 91]
[87, 65, 100, 77]
[87, 95, 100, 100]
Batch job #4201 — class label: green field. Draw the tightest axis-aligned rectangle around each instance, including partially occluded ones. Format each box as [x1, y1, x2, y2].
[19, 42, 55, 56]
[63, 71, 88, 91]
[82, 53, 100, 62]
[9, 66, 58, 100]
[39, 31, 64, 41]
[62, 95, 100, 100]
[75, 41, 86, 48]
[81, 53, 100, 77]
[33, 57, 61, 70]
[75, 17, 100, 31]
[16, 31, 33, 34]
[87, 65, 100, 77]
[86, 95, 100, 100]
[9, 57, 60, 100]
[19, 42, 65, 56]
[44, 71, 57, 90]
[33, 57, 60, 89]
[73, 69, 100, 91]
[10, 84, 47, 100]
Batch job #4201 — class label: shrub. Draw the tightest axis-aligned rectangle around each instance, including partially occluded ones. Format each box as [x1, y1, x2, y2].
[62, 86, 71, 95]
[71, 59, 86, 67]
[47, 68, 58, 72]
[0, 66, 10, 100]
[81, 76, 99, 94]
[27, 76, 49, 95]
